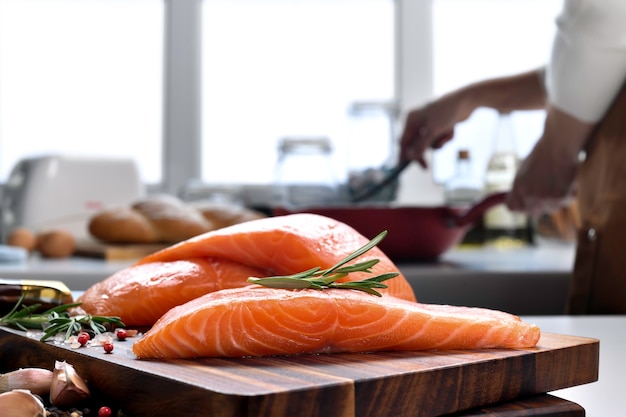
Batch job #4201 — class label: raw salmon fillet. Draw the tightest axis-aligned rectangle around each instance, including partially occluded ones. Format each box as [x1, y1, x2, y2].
[76, 258, 266, 326]
[78, 214, 415, 325]
[132, 286, 540, 359]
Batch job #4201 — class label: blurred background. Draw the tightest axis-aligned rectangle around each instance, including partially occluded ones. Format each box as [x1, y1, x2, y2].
[0, 0, 562, 200]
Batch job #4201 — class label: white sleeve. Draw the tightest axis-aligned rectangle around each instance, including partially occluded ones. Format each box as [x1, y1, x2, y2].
[545, 0, 626, 123]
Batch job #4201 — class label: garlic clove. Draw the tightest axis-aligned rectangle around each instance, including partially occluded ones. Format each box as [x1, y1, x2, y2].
[0, 368, 54, 396]
[0, 389, 46, 417]
[49, 360, 90, 407]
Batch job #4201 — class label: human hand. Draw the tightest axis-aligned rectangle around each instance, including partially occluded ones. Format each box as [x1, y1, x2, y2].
[506, 106, 594, 216]
[398, 70, 548, 169]
[398, 92, 470, 169]
[506, 138, 579, 217]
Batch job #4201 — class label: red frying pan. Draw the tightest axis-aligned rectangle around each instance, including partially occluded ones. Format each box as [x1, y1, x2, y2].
[274, 192, 507, 261]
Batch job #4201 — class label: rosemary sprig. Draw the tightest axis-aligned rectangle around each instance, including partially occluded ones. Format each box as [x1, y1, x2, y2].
[247, 230, 398, 296]
[0, 293, 125, 342]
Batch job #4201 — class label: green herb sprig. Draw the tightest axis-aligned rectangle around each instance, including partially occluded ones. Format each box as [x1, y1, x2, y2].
[247, 230, 398, 296]
[0, 294, 125, 342]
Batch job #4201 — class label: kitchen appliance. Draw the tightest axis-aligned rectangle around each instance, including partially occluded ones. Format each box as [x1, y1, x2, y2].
[0, 155, 145, 242]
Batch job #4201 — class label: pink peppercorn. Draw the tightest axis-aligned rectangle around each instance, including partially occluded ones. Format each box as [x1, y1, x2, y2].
[98, 406, 112, 417]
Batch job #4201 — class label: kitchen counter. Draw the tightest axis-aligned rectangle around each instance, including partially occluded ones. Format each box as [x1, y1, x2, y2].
[528, 315, 625, 417]
[0, 244, 576, 315]
[0, 255, 134, 290]
[403, 243, 576, 315]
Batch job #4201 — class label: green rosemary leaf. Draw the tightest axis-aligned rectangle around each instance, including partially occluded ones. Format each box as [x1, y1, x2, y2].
[362, 272, 400, 283]
[0, 290, 127, 342]
[9, 304, 42, 319]
[41, 325, 64, 342]
[316, 272, 346, 286]
[322, 231, 388, 276]
[287, 267, 323, 279]
[248, 277, 318, 289]
[42, 302, 83, 315]
[88, 320, 106, 335]
[331, 259, 380, 274]
[330, 284, 384, 297]
[351, 287, 384, 297]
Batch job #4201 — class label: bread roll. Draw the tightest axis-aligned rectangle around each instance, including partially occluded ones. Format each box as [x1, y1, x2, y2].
[89, 206, 158, 244]
[131, 195, 213, 243]
[89, 195, 214, 244]
[194, 202, 266, 229]
[37, 229, 75, 258]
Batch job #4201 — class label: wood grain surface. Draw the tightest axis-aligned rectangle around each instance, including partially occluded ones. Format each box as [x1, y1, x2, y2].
[0, 329, 598, 417]
[444, 394, 584, 417]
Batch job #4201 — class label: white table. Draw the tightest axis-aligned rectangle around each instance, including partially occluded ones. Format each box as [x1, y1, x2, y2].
[525, 316, 626, 417]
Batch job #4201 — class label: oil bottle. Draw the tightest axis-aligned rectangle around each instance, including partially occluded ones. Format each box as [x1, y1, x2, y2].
[445, 148, 485, 246]
[483, 112, 533, 247]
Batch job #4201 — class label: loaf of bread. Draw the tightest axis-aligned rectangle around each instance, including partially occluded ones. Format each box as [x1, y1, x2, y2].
[88, 195, 266, 244]
[192, 201, 266, 229]
[131, 195, 214, 243]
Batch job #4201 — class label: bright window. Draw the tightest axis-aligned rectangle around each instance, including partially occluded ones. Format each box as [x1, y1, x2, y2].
[201, 0, 395, 185]
[0, 0, 164, 183]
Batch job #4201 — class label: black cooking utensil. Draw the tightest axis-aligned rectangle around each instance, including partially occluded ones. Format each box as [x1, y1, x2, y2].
[350, 160, 411, 203]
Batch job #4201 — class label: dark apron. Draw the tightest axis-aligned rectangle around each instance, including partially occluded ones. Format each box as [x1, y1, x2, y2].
[568, 81, 626, 314]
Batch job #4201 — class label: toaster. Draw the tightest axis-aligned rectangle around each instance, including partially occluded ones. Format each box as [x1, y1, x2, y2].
[0, 154, 146, 242]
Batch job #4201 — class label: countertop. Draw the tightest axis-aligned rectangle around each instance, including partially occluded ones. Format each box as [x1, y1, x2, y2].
[527, 315, 625, 417]
[0, 255, 134, 290]
[403, 242, 576, 315]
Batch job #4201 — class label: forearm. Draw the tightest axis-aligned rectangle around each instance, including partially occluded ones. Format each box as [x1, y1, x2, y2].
[399, 69, 548, 167]
[453, 69, 547, 117]
[541, 104, 595, 162]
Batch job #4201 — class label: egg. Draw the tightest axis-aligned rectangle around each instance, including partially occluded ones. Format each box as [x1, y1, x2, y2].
[6, 227, 37, 252]
[36, 229, 76, 258]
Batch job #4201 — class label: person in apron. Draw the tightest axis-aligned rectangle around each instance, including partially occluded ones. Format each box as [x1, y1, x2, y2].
[399, 0, 626, 314]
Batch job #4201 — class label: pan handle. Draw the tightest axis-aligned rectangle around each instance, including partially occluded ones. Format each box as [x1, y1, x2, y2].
[446, 192, 508, 228]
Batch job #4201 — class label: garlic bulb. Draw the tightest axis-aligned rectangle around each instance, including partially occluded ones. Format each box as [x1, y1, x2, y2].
[49, 360, 90, 407]
[0, 368, 53, 396]
[0, 389, 46, 417]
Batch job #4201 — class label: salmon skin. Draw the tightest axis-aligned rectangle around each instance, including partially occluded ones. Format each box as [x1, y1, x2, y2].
[132, 286, 540, 359]
[78, 214, 416, 326]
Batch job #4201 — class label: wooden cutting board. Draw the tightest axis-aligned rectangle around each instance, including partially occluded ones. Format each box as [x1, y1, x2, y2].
[0, 328, 598, 417]
[445, 394, 584, 417]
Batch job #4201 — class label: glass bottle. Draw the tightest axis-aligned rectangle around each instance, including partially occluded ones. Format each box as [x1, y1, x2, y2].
[445, 149, 485, 246]
[483, 112, 532, 246]
[444, 149, 483, 207]
[273, 137, 339, 207]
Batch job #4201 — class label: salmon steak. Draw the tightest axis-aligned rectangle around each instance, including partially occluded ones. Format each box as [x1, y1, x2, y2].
[132, 286, 540, 359]
[75, 258, 267, 326]
[78, 214, 416, 325]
